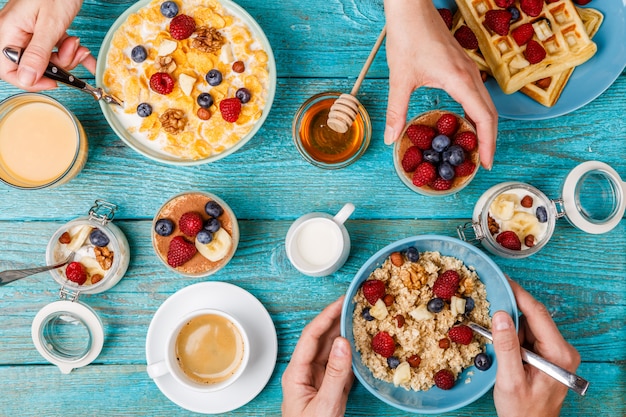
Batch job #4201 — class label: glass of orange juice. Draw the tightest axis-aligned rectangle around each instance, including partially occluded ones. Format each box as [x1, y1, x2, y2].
[0, 93, 88, 189]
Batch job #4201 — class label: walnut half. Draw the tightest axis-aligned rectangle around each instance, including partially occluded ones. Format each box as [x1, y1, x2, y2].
[192, 26, 224, 53]
[159, 109, 186, 134]
[155, 55, 177, 73]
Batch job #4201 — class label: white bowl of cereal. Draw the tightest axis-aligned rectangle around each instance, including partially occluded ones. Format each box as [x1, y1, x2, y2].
[340, 235, 517, 414]
[96, 0, 276, 165]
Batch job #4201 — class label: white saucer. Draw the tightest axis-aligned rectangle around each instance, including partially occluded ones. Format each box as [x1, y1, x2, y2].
[146, 282, 278, 414]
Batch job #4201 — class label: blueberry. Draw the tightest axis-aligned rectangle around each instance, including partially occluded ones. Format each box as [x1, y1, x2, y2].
[204, 217, 221, 233]
[423, 149, 440, 164]
[361, 307, 374, 321]
[444, 145, 465, 166]
[464, 297, 475, 314]
[205, 201, 224, 217]
[89, 229, 110, 247]
[196, 93, 214, 109]
[131, 45, 147, 63]
[155, 219, 174, 236]
[236, 87, 251, 104]
[432, 134, 451, 152]
[406, 247, 420, 262]
[137, 103, 152, 117]
[427, 298, 445, 313]
[438, 162, 455, 181]
[536, 206, 548, 223]
[387, 356, 400, 369]
[474, 352, 492, 371]
[205, 69, 223, 86]
[196, 230, 213, 244]
[507, 6, 521, 22]
[160, 1, 179, 18]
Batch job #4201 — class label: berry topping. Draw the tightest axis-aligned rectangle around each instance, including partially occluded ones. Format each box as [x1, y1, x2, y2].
[155, 219, 174, 236]
[169, 14, 196, 40]
[433, 270, 460, 300]
[412, 162, 437, 187]
[511, 23, 534, 46]
[496, 230, 522, 250]
[437, 8, 453, 30]
[387, 356, 400, 369]
[443, 145, 465, 166]
[495, 0, 514, 7]
[371, 331, 396, 358]
[406, 124, 436, 150]
[362, 279, 386, 305]
[361, 307, 374, 321]
[448, 325, 473, 345]
[431, 177, 453, 191]
[89, 229, 110, 247]
[573, 0, 592, 4]
[219, 98, 241, 123]
[438, 162, 455, 181]
[197, 93, 214, 108]
[422, 149, 440, 164]
[137, 103, 152, 117]
[454, 131, 478, 152]
[205, 69, 223, 86]
[434, 369, 455, 390]
[427, 298, 445, 313]
[405, 247, 420, 262]
[474, 352, 493, 371]
[454, 160, 476, 177]
[401, 146, 423, 172]
[204, 201, 224, 218]
[520, 0, 543, 17]
[431, 134, 451, 153]
[131, 45, 147, 63]
[160, 1, 179, 18]
[524, 40, 547, 64]
[196, 230, 213, 244]
[167, 236, 197, 267]
[436, 114, 459, 136]
[66, 262, 87, 285]
[465, 297, 475, 314]
[536, 206, 548, 223]
[454, 25, 479, 50]
[149, 72, 175, 95]
[484, 10, 512, 36]
[508, 6, 521, 22]
[179, 212, 204, 237]
[236, 87, 251, 104]
[204, 218, 221, 233]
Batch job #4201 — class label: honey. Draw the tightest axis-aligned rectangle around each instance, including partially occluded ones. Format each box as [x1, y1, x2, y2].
[298, 97, 365, 164]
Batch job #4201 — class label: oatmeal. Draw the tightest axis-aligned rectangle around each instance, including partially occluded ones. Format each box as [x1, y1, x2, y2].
[352, 250, 492, 391]
[103, 0, 271, 160]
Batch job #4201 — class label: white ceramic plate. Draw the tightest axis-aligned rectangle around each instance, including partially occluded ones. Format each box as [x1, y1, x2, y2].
[145, 281, 277, 414]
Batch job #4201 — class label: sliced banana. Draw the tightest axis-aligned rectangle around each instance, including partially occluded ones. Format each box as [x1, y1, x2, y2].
[195, 228, 232, 262]
[66, 225, 92, 252]
[503, 212, 540, 241]
[393, 362, 411, 387]
[490, 193, 519, 221]
[370, 299, 388, 320]
[78, 256, 106, 277]
[409, 304, 434, 321]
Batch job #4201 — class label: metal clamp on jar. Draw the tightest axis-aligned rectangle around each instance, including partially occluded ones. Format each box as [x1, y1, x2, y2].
[457, 161, 625, 259]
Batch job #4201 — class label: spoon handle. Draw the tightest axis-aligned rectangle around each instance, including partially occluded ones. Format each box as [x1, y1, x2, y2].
[467, 322, 589, 396]
[0, 255, 74, 286]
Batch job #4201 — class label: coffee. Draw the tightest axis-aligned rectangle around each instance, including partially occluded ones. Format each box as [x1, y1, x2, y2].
[175, 314, 244, 385]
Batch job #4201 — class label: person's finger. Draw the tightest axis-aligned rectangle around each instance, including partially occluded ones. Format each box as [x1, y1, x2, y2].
[384, 72, 413, 145]
[53, 36, 80, 68]
[492, 310, 526, 391]
[315, 337, 354, 413]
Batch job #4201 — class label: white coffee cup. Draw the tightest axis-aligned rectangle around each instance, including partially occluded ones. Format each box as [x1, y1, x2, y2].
[285, 203, 354, 277]
[146, 309, 249, 392]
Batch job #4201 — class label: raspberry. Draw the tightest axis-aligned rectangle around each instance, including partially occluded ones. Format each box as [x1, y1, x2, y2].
[66, 262, 87, 285]
[406, 124, 436, 150]
[401, 146, 422, 172]
[524, 40, 547, 64]
[573, 0, 592, 4]
[219, 98, 241, 123]
[496, 231, 522, 250]
[431, 177, 452, 191]
[371, 331, 395, 358]
[433, 270, 460, 300]
[448, 325, 473, 345]
[454, 131, 477, 152]
[179, 211, 203, 237]
[454, 25, 478, 50]
[495, 0, 514, 7]
[362, 279, 386, 305]
[434, 369, 455, 390]
[436, 113, 459, 136]
[511, 23, 534, 46]
[520, 0, 543, 17]
[167, 236, 197, 267]
[437, 8, 453, 30]
[454, 160, 476, 177]
[412, 162, 437, 187]
[149, 72, 175, 95]
[169, 14, 196, 40]
[484, 10, 512, 36]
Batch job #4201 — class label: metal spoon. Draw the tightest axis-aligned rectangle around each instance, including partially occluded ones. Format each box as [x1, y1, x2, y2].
[467, 322, 589, 396]
[2, 47, 122, 106]
[0, 252, 75, 287]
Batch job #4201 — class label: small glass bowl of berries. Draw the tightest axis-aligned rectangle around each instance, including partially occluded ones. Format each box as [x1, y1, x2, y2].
[393, 110, 480, 196]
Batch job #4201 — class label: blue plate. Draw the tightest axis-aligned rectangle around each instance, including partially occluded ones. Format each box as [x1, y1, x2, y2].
[436, 0, 626, 120]
[340, 235, 518, 414]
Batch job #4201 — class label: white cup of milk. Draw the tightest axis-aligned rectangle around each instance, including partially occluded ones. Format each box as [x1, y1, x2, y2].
[285, 203, 355, 277]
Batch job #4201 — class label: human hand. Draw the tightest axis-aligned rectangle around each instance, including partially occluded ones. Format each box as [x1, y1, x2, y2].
[383, 0, 498, 169]
[281, 296, 354, 417]
[492, 278, 581, 417]
[0, 0, 96, 90]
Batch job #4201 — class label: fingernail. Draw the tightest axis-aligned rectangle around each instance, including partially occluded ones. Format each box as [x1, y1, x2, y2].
[493, 312, 512, 331]
[17, 66, 37, 87]
[73, 38, 81, 54]
[331, 338, 349, 358]
[384, 125, 395, 145]
[78, 50, 91, 63]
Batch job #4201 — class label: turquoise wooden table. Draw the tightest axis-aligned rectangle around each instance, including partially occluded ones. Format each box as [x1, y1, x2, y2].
[0, 0, 624, 416]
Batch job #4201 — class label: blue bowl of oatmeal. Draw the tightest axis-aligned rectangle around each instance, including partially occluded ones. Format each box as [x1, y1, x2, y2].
[340, 235, 518, 414]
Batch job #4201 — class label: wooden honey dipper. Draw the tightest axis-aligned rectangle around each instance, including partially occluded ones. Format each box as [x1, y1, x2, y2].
[327, 25, 387, 134]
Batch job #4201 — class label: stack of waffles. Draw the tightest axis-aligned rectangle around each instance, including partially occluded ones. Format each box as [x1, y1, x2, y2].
[453, 0, 602, 107]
